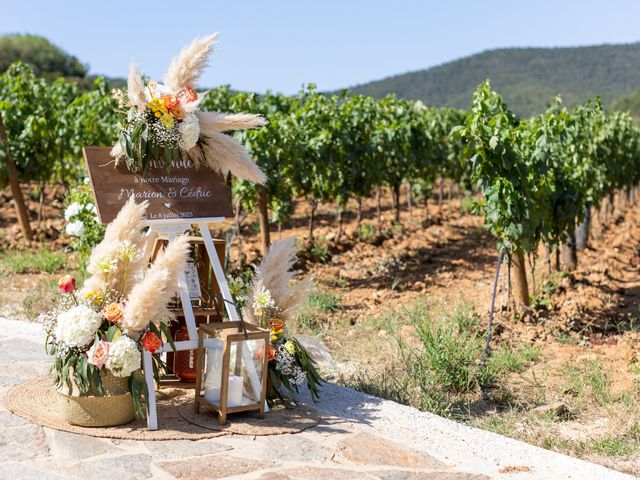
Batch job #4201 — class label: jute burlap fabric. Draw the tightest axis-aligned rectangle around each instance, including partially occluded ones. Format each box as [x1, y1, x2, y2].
[4, 376, 320, 441]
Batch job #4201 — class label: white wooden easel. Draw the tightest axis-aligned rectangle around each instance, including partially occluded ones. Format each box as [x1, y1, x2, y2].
[141, 217, 267, 430]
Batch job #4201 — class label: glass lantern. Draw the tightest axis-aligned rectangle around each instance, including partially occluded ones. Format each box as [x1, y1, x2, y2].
[195, 321, 270, 424]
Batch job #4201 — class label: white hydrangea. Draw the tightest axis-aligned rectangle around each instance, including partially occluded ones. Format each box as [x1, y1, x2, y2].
[55, 305, 102, 349]
[178, 114, 200, 151]
[64, 203, 82, 221]
[65, 220, 85, 237]
[105, 336, 141, 377]
[83, 203, 97, 214]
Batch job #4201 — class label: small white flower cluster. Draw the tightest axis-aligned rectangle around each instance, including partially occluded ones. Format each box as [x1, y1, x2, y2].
[96, 256, 119, 274]
[54, 304, 102, 349]
[275, 344, 306, 386]
[64, 202, 98, 238]
[149, 120, 182, 148]
[104, 336, 141, 377]
[252, 285, 276, 318]
[65, 220, 85, 237]
[64, 202, 96, 221]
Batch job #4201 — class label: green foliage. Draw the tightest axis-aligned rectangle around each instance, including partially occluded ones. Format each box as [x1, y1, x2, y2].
[565, 359, 612, 406]
[0, 34, 87, 78]
[457, 80, 640, 274]
[307, 291, 341, 313]
[455, 81, 540, 253]
[0, 62, 78, 187]
[357, 222, 377, 243]
[307, 236, 331, 263]
[64, 183, 105, 272]
[349, 300, 539, 418]
[0, 247, 65, 274]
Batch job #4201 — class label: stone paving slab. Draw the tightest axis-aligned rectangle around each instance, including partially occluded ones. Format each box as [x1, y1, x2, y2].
[0, 317, 635, 480]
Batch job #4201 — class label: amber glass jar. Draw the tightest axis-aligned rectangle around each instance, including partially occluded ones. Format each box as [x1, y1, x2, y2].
[173, 325, 198, 382]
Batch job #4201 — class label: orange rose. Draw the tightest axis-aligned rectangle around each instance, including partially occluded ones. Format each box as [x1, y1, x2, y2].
[161, 94, 179, 110]
[101, 302, 124, 324]
[182, 86, 198, 103]
[269, 319, 285, 332]
[58, 275, 76, 294]
[141, 330, 163, 353]
[256, 344, 276, 362]
[170, 104, 186, 120]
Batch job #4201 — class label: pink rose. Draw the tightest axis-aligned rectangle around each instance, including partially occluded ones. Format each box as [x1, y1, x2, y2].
[87, 340, 110, 369]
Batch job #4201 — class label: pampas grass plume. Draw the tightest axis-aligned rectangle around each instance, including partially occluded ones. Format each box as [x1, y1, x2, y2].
[121, 235, 190, 335]
[197, 112, 267, 133]
[83, 198, 148, 293]
[246, 237, 312, 324]
[127, 62, 147, 111]
[164, 33, 218, 93]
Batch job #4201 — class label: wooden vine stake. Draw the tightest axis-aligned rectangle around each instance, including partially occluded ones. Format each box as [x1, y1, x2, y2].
[0, 114, 32, 241]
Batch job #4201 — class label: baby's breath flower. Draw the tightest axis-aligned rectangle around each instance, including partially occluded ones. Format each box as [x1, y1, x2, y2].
[275, 345, 306, 386]
[149, 121, 181, 149]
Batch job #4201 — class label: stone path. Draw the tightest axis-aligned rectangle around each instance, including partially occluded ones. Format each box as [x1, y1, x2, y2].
[0, 318, 635, 480]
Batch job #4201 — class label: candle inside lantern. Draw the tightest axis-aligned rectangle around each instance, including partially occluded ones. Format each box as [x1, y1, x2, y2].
[203, 338, 245, 407]
[227, 374, 244, 406]
[204, 374, 244, 406]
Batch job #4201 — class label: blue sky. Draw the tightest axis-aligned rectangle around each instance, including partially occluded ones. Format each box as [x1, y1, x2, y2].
[2, 1, 640, 94]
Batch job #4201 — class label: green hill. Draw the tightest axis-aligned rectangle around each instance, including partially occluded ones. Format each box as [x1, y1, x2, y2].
[347, 43, 640, 117]
[612, 87, 640, 118]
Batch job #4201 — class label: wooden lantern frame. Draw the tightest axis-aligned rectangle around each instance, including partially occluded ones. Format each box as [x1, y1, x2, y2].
[195, 321, 270, 424]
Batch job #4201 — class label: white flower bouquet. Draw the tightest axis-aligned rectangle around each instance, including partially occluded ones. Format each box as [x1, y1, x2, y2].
[110, 33, 268, 184]
[42, 198, 189, 418]
[235, 237, 322, 402]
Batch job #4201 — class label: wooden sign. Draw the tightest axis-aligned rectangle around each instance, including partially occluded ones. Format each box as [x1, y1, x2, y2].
[83, 147, 232, 224]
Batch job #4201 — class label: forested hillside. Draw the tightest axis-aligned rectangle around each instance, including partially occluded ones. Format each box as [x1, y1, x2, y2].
[347, 43, 640, 117]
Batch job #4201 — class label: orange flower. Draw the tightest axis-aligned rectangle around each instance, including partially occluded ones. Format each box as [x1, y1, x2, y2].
[101, 302, 124, 324]
[170, 104, 186, 120]
[256, 344, 276, 362]
[182, 86, 198, 103]
[162, 94, 179, 110]
[141, 330, 163, 353]
[270, 319, 285, 332]
[58, 275, 76, 294]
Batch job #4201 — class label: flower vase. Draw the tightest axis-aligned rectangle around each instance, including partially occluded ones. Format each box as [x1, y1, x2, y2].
[55, 370, 135, 427]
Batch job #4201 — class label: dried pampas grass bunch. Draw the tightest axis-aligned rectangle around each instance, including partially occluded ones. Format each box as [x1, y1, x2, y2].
[80, 199, 191, 337]
[111, 32, 267, 185]
[122, 235, 190, 336]
[82, 197, 149, 296]
[244, 237, 313, 325]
